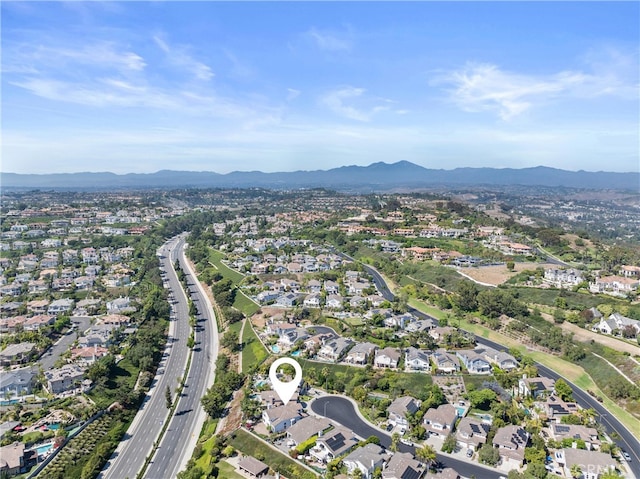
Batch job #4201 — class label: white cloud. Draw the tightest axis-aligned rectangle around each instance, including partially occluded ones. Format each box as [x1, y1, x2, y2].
[321, 87, 392, 122]
[306, 27, 352, 51]
[153, 34, 214, 81]
[436, 56, 639, 120]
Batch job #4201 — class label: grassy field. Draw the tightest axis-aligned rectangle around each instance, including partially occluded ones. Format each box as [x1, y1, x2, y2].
[208, 249, 260, 316]
[242, 321, 269, 373]
[298, 359, 432, 398]
[208, 249, 244, 283]
[217, 460, 246, 479]
[227, 428, 318, 478]
[194, 419, 219, 472]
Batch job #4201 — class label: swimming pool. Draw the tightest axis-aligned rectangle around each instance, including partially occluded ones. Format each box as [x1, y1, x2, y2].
[455, 406, 466, 417]
[271, 345, 281, 353]
[291, 351, 301, 357]
[35, 443, 53, 456]
[255, 380, 267, 388]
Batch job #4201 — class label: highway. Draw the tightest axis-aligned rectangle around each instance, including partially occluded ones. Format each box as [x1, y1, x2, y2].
[356, 258, 640, 478]
[100, 234, 193, 479]
[311, 395, 504, 479]
[145, 234, 219, 479]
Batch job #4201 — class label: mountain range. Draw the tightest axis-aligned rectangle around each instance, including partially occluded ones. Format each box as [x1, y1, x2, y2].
[2, 161, 638, 191]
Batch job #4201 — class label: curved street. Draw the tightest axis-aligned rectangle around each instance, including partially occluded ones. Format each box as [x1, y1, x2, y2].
[356, 259, 640, 478]
[311, 395, 504, 479]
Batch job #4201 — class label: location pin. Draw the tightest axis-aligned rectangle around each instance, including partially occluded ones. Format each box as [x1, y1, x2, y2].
[269, 357, 302, 406]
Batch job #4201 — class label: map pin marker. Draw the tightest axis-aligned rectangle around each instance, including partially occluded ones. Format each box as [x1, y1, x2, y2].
[269, 357, 302, 406]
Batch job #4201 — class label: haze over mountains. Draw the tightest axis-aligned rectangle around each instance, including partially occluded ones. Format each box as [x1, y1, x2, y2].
[2, 161, 638, 191]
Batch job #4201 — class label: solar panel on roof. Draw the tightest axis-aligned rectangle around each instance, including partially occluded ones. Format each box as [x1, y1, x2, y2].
[401, 466, 422, 479]
[326, 433, 346, 451]
[556, 425, 570, 433]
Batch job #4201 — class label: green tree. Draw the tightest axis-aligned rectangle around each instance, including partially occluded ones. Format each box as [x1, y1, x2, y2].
[554, 378, 573, 401]
[569, 464, 582, 478]
[441, 433, 457, 453]
[415, 444, 436, 465]
[165, 385, 172, 409]
[455, 280, 479, 312]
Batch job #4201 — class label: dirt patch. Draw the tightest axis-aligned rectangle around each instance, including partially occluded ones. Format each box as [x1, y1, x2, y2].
[458, 263, 555, 286]
[219, 389, 244, 436]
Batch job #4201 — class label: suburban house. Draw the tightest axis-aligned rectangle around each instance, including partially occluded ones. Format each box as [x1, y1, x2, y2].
[303, 294, 321, 308]
[0, 442, 34, 477]
[492, 425, 529, 468]
[317, 337, 353, 362]
[549, 424, 600, 450]
[374, 347, 401, 369]
[276, 293, 299, 308]
[429, 326, 456, 343]
[285, 416, 332, 447]
[47, 298, 75, 315]
[405, 347, 432, 372]
[517, 375, 555, 399]
[23, 315, 55, 332]
[278, 328, 309, 348]
[261, 402, 302, 433]
[593, 313, 640, 336]
[432, 350, 460, 373]
[381, 452, 425, 479]
[405, 318, 437, 334]
[388, 396, 421, 428]
[0, 369, 34, 399]
[476, 346, 519, 371]
[544, 396, 580, 423]
[0, 343, 37, 367]
[342, 443, 388, 479]
[237, 456, 269, 478]
[456, 350, 492, 374]
[556, 448, 617, 479]
[310, 426, 358, 463]
[70, 346, 109, 366]
[325, 294, 344, 310]
[544, 268, 584, 288]
[106, 297, 135, 314]
[590, 275, 639, 297]
[456, 417, 491, 451]
[45, 364, 86, 394]
[423, 404, 458, 437]
[344, 342, 377, 365]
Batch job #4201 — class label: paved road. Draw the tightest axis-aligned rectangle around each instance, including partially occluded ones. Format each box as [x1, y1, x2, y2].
[100, 234, 192, 479]
[39, 316, 91, 371]
[145, 236, 219, 479]
[311, 396, 504, 479]
[356, 257, 640, 478]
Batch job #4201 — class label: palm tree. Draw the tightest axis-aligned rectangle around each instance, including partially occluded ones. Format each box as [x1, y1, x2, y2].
[570, 463, 582, 478]
[415, 444, 437, 467]
[391, 432, 400, 452]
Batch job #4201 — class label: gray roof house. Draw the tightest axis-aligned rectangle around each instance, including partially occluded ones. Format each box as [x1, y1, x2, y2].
[388, 396, 421, 427]
[318, 337, 353, 362]
[382, 452, 425, 479]
[492, 425, 529, 468]
[423, 404, 458, 437]
[344, 342, 378, 365]
[343, 443, 389, 479]
[405, 347, 432, 371]
[286, 416, 332, 446]
[456, 417, 490, 451]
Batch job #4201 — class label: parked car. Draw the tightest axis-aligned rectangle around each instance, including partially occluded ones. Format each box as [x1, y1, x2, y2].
[466, 449, 473, 457]
[621, 450, 632, 462]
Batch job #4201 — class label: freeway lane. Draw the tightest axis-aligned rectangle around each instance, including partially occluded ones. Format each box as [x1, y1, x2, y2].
[311, 396, 504, 479]
[101, 234, 191, 479]
[355, 258, 640, 478]
[145, 236, 219, 479]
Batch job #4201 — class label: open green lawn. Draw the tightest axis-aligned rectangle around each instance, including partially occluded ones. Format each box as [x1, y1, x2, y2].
[217, 460, 245, 479]
[194, 419, 219, 473]
[242, 322, 269, 373]
[209, 249, 244, 283]
[227, 429, 317, 478]
[87, 358, 139, 409]
[233, 291, 261, 317]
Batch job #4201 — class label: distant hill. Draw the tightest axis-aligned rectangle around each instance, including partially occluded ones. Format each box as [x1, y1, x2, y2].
[2, 161, 638, 191]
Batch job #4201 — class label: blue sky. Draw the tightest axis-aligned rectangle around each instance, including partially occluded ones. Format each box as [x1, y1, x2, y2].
[2, 1, 638, 174]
